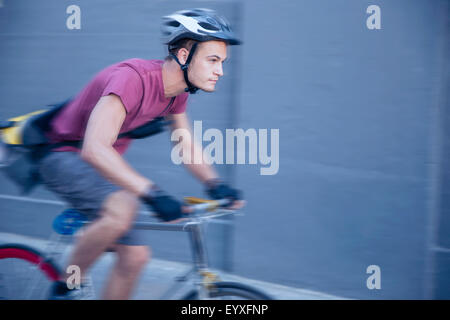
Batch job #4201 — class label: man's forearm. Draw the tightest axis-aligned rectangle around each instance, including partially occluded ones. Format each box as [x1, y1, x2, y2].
[183, 161, 219, 184]
[181, 139, 219, 184]
[81, 144, 153, 196]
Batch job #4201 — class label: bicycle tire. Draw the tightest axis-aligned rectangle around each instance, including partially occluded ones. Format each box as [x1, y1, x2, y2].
[0, 243, 61, 299]
[181, 281, 273, 300]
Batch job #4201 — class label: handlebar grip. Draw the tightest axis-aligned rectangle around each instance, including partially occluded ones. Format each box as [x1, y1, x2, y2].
[184, 197, 216, 205]
[184, 197, 231, 213]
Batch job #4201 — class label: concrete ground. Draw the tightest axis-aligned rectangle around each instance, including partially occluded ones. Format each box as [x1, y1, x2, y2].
[0, 232, 346, 300]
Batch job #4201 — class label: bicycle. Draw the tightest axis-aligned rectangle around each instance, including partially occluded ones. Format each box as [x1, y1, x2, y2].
[0, 197, 273, 300]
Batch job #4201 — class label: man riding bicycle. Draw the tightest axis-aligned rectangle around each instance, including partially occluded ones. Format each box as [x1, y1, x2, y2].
[41, 8, 244, 299]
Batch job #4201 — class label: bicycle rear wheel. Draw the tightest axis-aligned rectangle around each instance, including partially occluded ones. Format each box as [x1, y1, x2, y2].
[182, 281, 273, 300]
[0, 244, 61, 300]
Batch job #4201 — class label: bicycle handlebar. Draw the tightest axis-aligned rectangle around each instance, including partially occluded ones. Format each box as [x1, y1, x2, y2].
[51, 198, 236, 234]
[185, 198, 231, 215]
[143, 197, 234, 227]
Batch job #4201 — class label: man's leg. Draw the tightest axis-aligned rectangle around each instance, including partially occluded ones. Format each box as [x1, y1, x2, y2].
[39, 152, 149, 299]
[101, 245, 151, 299]
[59, 190, 140, 283]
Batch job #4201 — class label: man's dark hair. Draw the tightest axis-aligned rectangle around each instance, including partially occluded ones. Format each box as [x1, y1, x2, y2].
[165, 38, 198, 61]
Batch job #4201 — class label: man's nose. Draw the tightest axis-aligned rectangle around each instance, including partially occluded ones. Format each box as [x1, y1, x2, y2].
[215, 63, 224, 77]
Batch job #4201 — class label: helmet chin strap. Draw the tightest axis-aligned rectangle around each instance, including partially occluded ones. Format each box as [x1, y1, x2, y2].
[169, 42, 199, 94]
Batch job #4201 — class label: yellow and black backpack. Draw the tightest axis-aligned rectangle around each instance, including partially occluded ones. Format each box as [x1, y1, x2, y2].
[0, 101, 68, 194]
[0, 100, 172, 194]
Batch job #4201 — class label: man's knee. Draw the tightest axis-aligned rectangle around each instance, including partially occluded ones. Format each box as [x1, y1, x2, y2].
[117, 245, 151, 274]
[101, 190, 140, 234]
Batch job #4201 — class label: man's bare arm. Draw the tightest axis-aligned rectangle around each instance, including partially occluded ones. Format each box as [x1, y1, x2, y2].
[168, 112, 219, 183]
[80, 94, 153, 196]
[167, 112, 245, 210]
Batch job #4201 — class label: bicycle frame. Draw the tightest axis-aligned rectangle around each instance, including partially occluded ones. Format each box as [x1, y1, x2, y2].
[1, 198, 273, 300]
[42, 198, 234, 299]
[131, 220, 218, 299]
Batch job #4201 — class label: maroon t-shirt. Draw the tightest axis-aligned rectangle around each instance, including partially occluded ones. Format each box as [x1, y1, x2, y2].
[47, 59, 188, 154]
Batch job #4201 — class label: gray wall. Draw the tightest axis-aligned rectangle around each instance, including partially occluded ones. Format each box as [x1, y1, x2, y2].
[0, 0, 448, 299]
[234, 0, 449, 299]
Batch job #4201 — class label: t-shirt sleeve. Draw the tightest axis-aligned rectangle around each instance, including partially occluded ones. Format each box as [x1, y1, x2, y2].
[101, 66, 143, 114]
[170, 92, 189, 114]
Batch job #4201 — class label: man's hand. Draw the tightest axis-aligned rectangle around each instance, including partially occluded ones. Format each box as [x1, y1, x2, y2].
[141, 185, 190, 222]
[205, 179, 245, 210]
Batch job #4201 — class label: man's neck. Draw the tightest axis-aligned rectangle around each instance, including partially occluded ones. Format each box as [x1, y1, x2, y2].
[162, 60, 188, 98]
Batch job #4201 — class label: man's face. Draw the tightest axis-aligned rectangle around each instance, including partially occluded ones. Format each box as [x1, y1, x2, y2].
[188, 40, 228, 92]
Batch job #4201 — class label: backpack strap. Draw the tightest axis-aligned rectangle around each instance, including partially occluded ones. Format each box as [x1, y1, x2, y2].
[44, 115, 174, 154]
[122, 62, 145, 111]
[13, 97, 174, 160]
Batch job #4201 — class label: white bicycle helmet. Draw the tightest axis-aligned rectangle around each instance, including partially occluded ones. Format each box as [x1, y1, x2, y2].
[162, 8, 241, 47]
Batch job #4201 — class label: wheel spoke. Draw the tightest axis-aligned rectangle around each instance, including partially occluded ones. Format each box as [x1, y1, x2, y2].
[0, 245, 61, 300]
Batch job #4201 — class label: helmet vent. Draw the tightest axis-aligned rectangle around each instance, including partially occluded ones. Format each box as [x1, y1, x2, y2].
[165, 20, 180, 28]
[184, 12, 201, 17]
[198, 22, 220, 31]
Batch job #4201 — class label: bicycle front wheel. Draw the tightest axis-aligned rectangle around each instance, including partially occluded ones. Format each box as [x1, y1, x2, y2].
[0, 244, 61, 300]
[182, 281, 273, 300]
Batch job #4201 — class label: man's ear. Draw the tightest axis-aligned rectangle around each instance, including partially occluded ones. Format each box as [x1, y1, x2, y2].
[177, 48, 190, 65]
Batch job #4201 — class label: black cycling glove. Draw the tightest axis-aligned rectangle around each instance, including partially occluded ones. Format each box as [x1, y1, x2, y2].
[205, 179, 242, 202]
[141, 186, 183, 222]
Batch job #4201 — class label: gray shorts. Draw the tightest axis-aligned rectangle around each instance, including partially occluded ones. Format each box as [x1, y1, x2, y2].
[38, 151, 145, 246]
